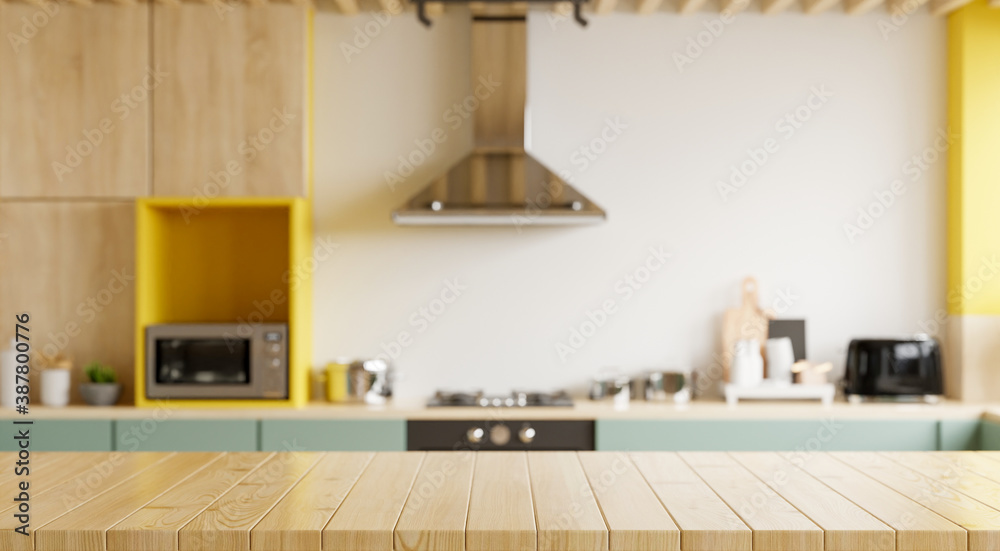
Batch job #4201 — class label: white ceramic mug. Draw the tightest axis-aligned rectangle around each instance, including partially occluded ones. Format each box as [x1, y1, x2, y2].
[766, 337, 796, 383]
[41, 369, 71, 408]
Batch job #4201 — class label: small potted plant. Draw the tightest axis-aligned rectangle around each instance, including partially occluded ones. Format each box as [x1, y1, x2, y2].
[80, 361, 121, 406]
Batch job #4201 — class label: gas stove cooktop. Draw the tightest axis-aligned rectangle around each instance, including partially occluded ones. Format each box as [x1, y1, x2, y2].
[427, 390, 574, 408]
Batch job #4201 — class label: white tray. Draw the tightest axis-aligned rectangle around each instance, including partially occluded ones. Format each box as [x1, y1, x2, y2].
[724, 382, 835, 407]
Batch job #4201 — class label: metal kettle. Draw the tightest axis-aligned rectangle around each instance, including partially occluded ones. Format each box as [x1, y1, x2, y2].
[348, 359, 393, 405]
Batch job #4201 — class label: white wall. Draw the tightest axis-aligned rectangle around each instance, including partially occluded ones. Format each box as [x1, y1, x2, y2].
[313, 9, 947, 399]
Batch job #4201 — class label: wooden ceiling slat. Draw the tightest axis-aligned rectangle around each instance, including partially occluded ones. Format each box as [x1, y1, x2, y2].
[636, 0, 664, 14]
[595, 0, 617, 14]
[761, 0, 798, 13]
[930, 0, 973, 15]
[678, 0, 710, 14]
[844, 0, 885, 14]
[803, 0, 840, 13]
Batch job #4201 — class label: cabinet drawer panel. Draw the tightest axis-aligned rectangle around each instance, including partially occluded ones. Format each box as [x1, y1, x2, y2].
[115, 419, 258, 451]
[596, 420, 939, 452]
[261, 420, 405, 451]
[940, 419, 983, 451]
[0, 420, 113, 451]
[983, 421, 1000, 451]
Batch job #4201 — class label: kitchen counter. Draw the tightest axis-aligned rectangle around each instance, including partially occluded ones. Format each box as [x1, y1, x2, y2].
[4, 451, 1000, 551]
[1, 398, 994, 420]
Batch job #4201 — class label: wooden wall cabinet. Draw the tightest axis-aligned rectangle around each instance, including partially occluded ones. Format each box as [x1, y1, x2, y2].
[151, 4, 307, 197]
[0, 4, 151, 198]
[0, 202, 136, 404]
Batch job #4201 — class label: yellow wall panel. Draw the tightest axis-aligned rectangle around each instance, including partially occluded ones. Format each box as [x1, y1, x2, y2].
[948, 1, 1000, 314]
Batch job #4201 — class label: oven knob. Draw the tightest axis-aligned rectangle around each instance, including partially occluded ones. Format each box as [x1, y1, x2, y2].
[270, 358, 281, 369]
[269, 344, 281, 354]
[490, 424, 511, 446]
[518, 425, 536, 444]
[466, 427, 484, 444]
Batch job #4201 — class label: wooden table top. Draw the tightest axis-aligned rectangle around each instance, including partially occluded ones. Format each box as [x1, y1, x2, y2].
[3, 451, 1000, 551]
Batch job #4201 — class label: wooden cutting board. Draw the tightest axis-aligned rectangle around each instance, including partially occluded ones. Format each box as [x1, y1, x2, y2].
[721, 277, 773, 382]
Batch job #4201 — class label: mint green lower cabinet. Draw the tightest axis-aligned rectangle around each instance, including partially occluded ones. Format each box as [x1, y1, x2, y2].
[260, 419, 406, 451]
[114, 419, 258, 452]
[939, 419, 982, 451]
[983, 421, 1000, 450]
[1, 420, 112, 451]
[596, 419, 939, 452]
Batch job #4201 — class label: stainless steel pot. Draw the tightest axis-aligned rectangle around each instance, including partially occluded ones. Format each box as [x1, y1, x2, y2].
[644, 370, 692, 403]
[589, 375, 630, 407]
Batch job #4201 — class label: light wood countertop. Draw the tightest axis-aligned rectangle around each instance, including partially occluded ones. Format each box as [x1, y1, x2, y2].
[6, 451, 1000, 551]
[2, 398, 995, 421]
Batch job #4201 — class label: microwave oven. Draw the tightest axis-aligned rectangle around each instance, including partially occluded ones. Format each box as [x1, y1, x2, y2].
[843, 336, 943, 402]
[145, 323, 288, 400]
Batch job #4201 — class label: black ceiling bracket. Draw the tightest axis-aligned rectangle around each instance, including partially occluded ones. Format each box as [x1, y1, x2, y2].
[413, 0, 590, 28]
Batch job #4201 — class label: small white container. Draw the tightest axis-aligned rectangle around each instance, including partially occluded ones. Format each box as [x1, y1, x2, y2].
[41, 369, 71, 408]
[766, 337, 796, 383]
[731, 339, 764, 388]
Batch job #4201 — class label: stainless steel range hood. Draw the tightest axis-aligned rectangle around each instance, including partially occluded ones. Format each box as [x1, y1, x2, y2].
[392, 16, 606, 227]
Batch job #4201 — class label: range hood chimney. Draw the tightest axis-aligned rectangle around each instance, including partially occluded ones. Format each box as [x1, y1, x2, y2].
[392, 15, 606, 227]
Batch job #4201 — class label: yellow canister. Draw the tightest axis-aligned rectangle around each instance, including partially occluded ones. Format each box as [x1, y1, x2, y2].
[326, 359, 350, 402]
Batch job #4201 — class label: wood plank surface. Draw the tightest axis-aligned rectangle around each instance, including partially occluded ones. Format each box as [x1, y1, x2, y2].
[0, 452, 174, 551]
[178, 452, 321, 551]
[323, 452, 425, 551]
[251, 452, 373, 551]
[0, 452, 107, 493]
[527, 452, 609, 551]
[466, 452, 536, 551]
[108, 452, 274, 551]
[577, 452, 680, 551]
[630, 452, 752, 551]
[16, 451, 1000, 551]
[938, 451, 1000, 483]
[832, 452, 1000, 550]
[679, 452, 823, 551]
[731, 452, 894, 551]
[883, 451, 1000, 514]
[793, 452, 966, 551]
[35, 452, 223, 551]
[394, 451, 476, 551]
